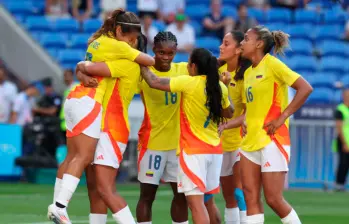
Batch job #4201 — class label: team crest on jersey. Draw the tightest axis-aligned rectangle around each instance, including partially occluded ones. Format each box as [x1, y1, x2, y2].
[256, 75, 263, 79]
[230, 82, 236, 87]
[146, 171, 154, 177]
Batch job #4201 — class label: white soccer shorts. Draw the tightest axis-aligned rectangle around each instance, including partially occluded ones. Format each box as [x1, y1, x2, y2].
[220, 149, 241, 177]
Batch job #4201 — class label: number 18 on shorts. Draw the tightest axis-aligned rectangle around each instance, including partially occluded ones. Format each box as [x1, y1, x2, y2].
[138, 149, 178, 185]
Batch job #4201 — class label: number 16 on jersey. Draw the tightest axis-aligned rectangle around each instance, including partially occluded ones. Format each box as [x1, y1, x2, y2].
[245, 86, 253, 103]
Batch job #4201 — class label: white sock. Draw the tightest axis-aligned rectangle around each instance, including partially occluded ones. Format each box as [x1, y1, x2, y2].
[172, 221, 189, 224]
[246, 214, 264, 224]
[240, 211, 247, 224]
[53, 178, 62, 203]
[281, 209, 301, 224]
[225, 207, 240, 224]
[55, 174, 80, 207]
[90, 213, 108, 224]
[137, 222, 151, 224]
[112, 206, 136, 224]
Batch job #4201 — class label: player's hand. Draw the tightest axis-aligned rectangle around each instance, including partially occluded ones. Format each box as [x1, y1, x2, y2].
[218, 123, 226, 137]
[241, 120, 247, 137]
[221, 71, 232, 86]
[263, 115, 286, 135]
[78, 71, 98, 88]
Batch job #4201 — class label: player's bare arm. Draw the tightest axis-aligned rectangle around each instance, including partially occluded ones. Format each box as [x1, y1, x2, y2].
[140, 66, 171, 92]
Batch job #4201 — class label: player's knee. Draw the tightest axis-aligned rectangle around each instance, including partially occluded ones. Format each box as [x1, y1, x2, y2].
[234, 188, 246, 211]
[139, 193, 156, 206]
[96, 183, 111, 200]
[265, 194, 283, 209]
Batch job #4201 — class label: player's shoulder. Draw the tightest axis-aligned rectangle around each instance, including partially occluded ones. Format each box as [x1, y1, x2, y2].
[172, 62, 188, 74]
[219, 64, 227, 74]
[265, 53, 283, 66]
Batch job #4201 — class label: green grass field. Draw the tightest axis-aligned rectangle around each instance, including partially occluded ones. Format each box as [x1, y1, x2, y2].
[0, 183, 348, 224]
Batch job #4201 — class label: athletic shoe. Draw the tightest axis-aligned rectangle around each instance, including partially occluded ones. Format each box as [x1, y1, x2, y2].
[47, 204, 72, 224]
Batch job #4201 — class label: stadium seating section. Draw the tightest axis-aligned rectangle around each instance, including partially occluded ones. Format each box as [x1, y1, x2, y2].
[1, 0, 348, 104]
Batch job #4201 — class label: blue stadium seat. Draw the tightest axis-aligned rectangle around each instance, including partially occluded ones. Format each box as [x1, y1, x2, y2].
[185, 5, 210, 21]
[288, 25, 312, 41]
[195, 37, 220, 52]
[30, 31, 41, 41]
[189, 20, 202, 36]
[127, 3, 137, 13]
[318, 41, 349, 57]
[174, 52, 189, 63]
[5, 2, 34, 17]
[14, 14, 24, 24]
[306, 74, 336, 88]
[266, 8, 292, 24]
[323, 10, 346, 25]
[152, 20, 166, 31]
[320, 57, 347, 74]
[248, 8, 265, 22]
[289, 56, 317, 73]
[61, 63, 77, 70]
[83, 19, 102, 33]
[289, 39, 313, 56]
[46, 48, 57, 59]
[263, 23, 287, 32]
[40, 33, 68, 48]
[57, 49, 85, 64]
[294, 9, 319, 25]
[314, 25, 341, 41]
[222, 6, 237, 18]
[222, 0, 242, 5]
[26, 16, 52, 32]
[307, 88, 334, 104]
[341, 76, 349, 87]
[55, 18, 80, 32]
[70, 34, 90, 50]
[334, 90, 342, 103]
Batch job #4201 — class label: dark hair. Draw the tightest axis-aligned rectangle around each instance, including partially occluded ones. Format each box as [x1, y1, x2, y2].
[251, 25, 290, 56]
[137, 33, 148, 53]
[229, 31, 251, 81]
[190, 48, 223, 125]
[153, 31, 178, 47]
[88, 9, 141, 45]
[238, 3, 247, 10]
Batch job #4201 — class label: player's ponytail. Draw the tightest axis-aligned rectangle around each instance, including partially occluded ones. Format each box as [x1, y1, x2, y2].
[252, 25, 290, 56]
[88, 8, 141, 45]
[190, 48, 223, 125]
[230, 31, 251, 81]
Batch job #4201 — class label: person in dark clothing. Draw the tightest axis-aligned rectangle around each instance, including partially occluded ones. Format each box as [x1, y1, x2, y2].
[72, 0, 93, 21]
[334, 88, 349, 192]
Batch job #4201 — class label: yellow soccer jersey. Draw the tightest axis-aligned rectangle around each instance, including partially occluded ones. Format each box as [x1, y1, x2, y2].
[242, 54, 300, 152]
[219, 65, 246, 151]
[170, 75, 230, 155]
[138, 63, 189, 151]
[101, 59, 141, 145]
[68, 35, 140, 104]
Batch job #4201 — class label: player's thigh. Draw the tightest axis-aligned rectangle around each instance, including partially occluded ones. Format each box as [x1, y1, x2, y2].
[162, 150, 178, 183]
[261, 141, 290, 173]
[139, 182, 159, 202]
[95, 164, 118, 192]
[206, 154, 223, 193]
[240, 151, 262, 199]
[138, 149, 168, 185]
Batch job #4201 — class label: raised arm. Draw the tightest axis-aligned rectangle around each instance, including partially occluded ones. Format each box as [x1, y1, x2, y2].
[134, 53, 155, 66]
[140, 66, 171, 92]
[76, 61, 112, 77]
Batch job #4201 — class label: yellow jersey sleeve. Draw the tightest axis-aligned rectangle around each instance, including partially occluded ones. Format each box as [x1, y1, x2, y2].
[111, 40, 140, 61]
[106, 59, 140, 78]
[170, 75, 195, 93]
[270, 56, 300, 86]
[220, 82, 230, 109]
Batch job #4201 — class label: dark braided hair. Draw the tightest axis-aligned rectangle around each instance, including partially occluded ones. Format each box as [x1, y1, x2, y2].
[190, 48, 223, 125]
[88, 8, 141, 45]
[153, 31, 178, 47]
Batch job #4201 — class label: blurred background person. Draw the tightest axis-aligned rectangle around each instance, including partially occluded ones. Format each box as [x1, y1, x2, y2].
[0, 67, 18, 123]
[234, 3, 257, 33]
[158, 0, 185, 24]
[137, 0, 159, 19]
[334, 88, 349, 192]
[202, 0, 234, 40]
[100, 0, 126, 20]
[10, 84, 39, 126]
[141, 14, 158, 48]
[166, 13, 195, 53]
[45, 0, 70, 18]
[72, 0, 93, 22]
[247, 0, 270, 10]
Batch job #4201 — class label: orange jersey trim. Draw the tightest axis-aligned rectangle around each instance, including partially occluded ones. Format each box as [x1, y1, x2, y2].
[179, 150, 206, 192]
[206, 186, 220, 194]
[66, 101, 101, 138]
[67, 77, 103, 100]
[137, 92, 152, 171]
[103, 79, 129, 144]
[107, 131, 123, 164]
[263, 82, 290, 163]
[179, 101, 223, 155]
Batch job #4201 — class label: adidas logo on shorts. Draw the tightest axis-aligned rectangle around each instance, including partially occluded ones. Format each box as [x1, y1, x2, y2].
[96, 155, 104, 160]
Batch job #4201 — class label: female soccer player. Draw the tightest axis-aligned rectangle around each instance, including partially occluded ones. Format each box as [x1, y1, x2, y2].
[240, 26, 313, 224]
[136, 31, 189, 224]
[140, 48, 234, 224]
[48, 9, 154, 224]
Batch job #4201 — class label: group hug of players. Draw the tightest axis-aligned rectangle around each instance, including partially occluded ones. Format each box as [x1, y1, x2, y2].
[46, 9, 313, 224]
